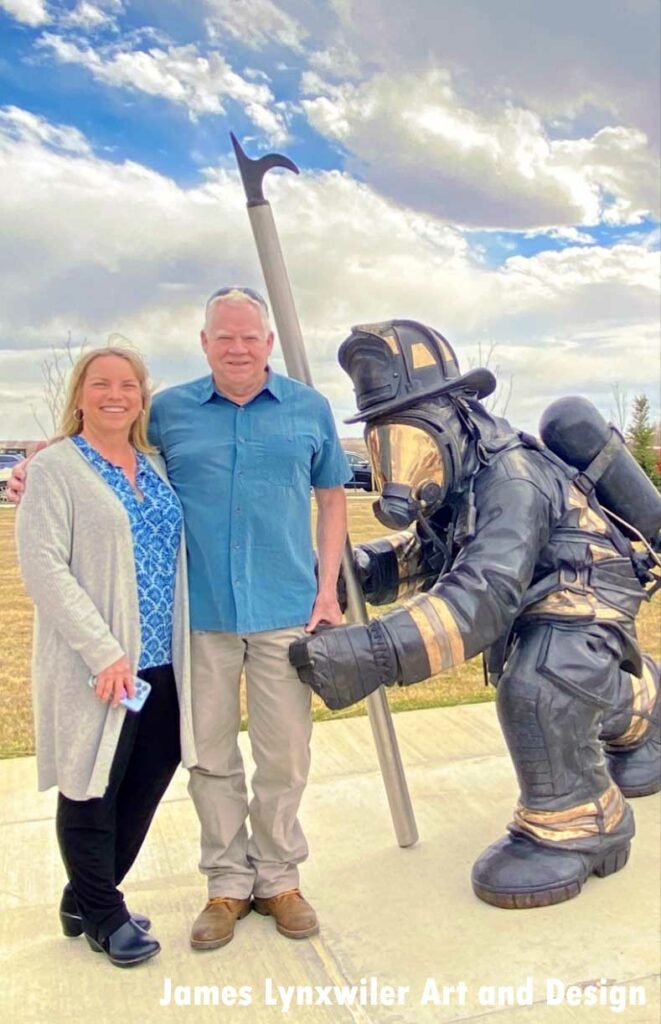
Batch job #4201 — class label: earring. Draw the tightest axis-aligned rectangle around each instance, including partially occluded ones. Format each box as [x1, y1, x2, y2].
[74, 408, 84, 422]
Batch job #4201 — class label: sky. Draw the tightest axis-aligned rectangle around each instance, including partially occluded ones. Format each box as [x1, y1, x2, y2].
[0, 0, 659, 440]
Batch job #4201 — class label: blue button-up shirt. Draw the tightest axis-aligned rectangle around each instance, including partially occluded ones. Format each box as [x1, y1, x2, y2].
[149, 371, 351, 633]
[71, 434, 183, 669]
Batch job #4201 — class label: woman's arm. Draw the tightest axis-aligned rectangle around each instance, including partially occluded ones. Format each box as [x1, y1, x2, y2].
[15, 459, 128, 676]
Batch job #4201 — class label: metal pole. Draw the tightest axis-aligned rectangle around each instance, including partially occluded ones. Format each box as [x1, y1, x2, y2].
[231, 133, 418, 848]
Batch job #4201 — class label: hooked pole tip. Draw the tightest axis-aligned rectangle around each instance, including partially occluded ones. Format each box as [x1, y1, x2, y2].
[230, 131, 299, 204]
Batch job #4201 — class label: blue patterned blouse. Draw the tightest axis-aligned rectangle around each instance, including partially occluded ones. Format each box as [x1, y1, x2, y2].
[71, 435, 183, 670]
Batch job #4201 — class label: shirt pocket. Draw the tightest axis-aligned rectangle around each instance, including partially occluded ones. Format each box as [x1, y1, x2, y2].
[247, 433, 311, 487]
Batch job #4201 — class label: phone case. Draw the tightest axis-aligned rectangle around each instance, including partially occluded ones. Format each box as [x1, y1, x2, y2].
[88, 675, 152, 712]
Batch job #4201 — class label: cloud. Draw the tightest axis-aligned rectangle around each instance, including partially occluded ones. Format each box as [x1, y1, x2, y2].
[532, 227, 594, 247]
[301, 69, 659, 230]
[204, 0, 307, 52]
[487, 321, 660, 429]
[0, 104, 91, 153]
[15, 3, 658, 235]
[307, 44, 363, 80]
[0, 0, 49, 25]
[498, 244, 659, 307]
[318, 0, 661, 147]
[60, 2, 122, 30]
[0, 107, 658, 440]
[36, 33, 290, 143]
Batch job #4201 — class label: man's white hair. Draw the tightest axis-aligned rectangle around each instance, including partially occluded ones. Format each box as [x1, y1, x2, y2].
[204, 288, 271, 333]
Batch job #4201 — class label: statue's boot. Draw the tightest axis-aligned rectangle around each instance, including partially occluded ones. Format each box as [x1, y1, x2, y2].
[472, 624, 634, 909]
[472, 802, 632, 909]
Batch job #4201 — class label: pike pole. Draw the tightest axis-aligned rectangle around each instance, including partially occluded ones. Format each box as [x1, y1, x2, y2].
[231, 133, 418, 848]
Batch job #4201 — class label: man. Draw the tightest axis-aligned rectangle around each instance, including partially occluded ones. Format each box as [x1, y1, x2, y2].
[291, 318, 660, 910]
[12, 287, 350, 947]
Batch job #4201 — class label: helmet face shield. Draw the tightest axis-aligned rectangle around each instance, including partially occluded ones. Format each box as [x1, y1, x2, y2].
[366, 420, 450, 529]
[366, 422, 446, 497]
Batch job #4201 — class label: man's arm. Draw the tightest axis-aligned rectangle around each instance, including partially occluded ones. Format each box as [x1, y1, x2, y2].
[6, 442, 47, 504]
[307, 485, 347, 631]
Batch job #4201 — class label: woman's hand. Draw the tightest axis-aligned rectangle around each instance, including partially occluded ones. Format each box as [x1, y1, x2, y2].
[93, 656, 135, 708]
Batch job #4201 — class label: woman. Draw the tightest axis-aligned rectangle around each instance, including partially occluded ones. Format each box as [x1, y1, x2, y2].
[16, 346, 196, 967]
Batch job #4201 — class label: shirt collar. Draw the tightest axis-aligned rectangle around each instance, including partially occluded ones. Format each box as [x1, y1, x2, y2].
[71, 433, 145, 471]
[198, 367, 283, 405]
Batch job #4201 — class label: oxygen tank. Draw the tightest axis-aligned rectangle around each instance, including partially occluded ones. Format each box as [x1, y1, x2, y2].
[539, 396, 661, 543]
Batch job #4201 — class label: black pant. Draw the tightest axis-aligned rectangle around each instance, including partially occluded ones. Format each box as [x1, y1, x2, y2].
[56, 663, 181, 940]
[496, 622, 635, 852]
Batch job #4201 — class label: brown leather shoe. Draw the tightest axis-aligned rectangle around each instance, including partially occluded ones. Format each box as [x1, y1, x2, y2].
[252, 889, 319, 939]
[190, 897, 251, 950]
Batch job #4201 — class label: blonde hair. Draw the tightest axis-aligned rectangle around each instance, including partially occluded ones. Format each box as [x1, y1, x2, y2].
[56, 346, 156, 453]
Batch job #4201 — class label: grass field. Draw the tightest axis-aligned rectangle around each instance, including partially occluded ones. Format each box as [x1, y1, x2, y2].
[1, 496, 659, 758]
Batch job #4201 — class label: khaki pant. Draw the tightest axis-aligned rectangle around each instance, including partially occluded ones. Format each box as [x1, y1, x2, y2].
[188, 627, 312, 899]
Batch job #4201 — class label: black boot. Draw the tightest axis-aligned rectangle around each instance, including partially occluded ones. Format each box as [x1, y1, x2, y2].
[84, 919, 161, 967]
[485, 624, 636, 910]
[471, 831, 631, 909]
[605, 732, 661, 797]
[59, 884, 152, 938]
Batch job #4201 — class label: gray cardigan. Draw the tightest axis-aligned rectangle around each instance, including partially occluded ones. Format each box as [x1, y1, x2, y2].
[15, 438, 197, 800]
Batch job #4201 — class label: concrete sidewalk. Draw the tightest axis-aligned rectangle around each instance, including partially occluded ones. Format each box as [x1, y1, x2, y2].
[1, 703, 659, 1024]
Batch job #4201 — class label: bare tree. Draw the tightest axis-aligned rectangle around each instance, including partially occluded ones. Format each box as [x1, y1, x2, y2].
[610, 382, 629, 432]
[468, 341, 514, 418]
[31, 334, 88, 437]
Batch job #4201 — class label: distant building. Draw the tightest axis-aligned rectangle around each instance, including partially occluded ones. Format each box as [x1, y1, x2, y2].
[0, 441, 40, 457]
[341, 437, 368, 459]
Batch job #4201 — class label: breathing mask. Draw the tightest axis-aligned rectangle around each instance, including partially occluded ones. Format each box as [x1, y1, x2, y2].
[366, 413, 462, 529]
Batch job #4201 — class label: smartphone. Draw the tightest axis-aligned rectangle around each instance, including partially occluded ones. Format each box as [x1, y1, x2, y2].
[88, 674, 151, 712]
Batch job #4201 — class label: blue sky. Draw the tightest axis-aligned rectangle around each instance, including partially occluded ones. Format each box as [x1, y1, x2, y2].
[0, 0, 659, 438]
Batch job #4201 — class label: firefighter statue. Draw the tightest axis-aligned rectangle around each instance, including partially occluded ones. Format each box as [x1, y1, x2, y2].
[290, 319, 661, 909]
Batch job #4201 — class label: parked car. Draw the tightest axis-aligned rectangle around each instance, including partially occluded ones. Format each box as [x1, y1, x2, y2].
[344, 451, 373, 492]
[0, 452, 23, 504]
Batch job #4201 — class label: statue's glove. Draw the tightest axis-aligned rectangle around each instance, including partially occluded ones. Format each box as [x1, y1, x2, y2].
[289, 621, 399, 710]
[337, 547, 375, 611]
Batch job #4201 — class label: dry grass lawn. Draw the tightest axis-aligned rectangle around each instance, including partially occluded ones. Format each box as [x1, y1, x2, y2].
[1, 495, 659, 758]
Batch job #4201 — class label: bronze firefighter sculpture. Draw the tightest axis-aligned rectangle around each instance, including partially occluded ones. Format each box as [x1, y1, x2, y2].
[290, 319, 661, 909]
